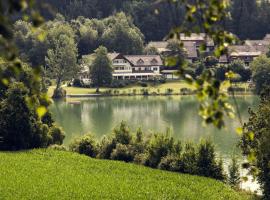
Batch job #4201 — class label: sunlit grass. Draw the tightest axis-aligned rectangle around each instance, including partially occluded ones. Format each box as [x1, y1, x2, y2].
[47, 81, 251, 97]
[48, 81, 194, 97]
[0, 149, 252, 200]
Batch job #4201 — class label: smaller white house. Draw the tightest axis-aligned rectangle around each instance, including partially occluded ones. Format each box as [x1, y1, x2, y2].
[78, 65, 91, 85]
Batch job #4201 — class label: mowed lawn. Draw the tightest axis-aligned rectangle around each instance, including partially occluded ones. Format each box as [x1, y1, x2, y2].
[0, 149, 252, 200]
[47, 81, 251, 97]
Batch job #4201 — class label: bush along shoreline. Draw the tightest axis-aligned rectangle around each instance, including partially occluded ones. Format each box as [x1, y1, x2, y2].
[53, 122, 242, 184]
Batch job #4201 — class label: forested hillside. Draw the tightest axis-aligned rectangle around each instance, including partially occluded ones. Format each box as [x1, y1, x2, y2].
[37, 0, 270, 41]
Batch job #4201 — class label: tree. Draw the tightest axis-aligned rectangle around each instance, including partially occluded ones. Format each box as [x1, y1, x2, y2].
[144, 45, 159, 55]
[228, 156, 241, 189]
[0, 83, 47, 150]
[241, 92, 270, 198]
[230, 0, 258, 39]
[0, 82, 65, 151]
[14, 20, 47, 67]
[250, 55, 270, 94]
[45, 23, 79, 98]
[266, 47, 270, 58]
[101, 12, 144, 54]
[90, 46, 113, 89]
[228, 59, 251, 82]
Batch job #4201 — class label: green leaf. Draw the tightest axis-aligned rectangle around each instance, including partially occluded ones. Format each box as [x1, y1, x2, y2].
[36, 106, 47, 118]
[236, 127, 243, 135]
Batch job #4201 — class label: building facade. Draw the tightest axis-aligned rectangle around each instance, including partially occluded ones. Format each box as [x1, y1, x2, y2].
[109, 53, 163, 80]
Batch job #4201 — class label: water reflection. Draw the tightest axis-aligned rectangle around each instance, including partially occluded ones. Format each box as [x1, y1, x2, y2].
[50, 95, 259, 157]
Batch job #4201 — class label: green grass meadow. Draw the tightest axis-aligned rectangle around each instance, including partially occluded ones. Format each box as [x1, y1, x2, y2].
[0, 149, 253, 200]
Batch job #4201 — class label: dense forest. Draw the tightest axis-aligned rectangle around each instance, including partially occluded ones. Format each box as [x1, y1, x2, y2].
[37, 0, 270, 41]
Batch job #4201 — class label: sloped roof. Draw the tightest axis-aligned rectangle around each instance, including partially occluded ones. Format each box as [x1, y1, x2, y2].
[183, 41, 197, 58]
[123, 55, 163, 66]
[228, 45, 262, 57]
[147, 41, 197, 58]
[245, 40, 270, 54]
[108, 52, 121, 60]
[219, 55, 228, 63]
[179, 33, 214, 46]
[264, 34, 270, 41]
[147, 41, 169, 53]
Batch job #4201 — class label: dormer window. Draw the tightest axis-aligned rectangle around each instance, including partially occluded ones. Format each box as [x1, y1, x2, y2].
[137, 59, 144, 65]
[151, 58, 158, 64]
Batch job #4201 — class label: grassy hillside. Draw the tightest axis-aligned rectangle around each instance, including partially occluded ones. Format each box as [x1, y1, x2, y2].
[0, 149, 253, 200]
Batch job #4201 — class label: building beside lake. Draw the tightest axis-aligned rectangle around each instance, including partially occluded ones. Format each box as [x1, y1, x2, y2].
[79, 53, 163, 82]
[79, 33, 270, 82]
[108, 53, 163, 80]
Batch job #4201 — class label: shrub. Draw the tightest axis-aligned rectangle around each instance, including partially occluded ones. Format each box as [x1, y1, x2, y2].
[44, 78, 52, 87]
[228, 156, 241, 188]
[69, 134, 97, 157]
[73, 78, 83, 87]
[97, 136, 116, 159]
[141, 89, 149, 96]
[158, 155, 182, 172]
[48, 125, 65, 145]
[140, 82, 148, 87]
[133, 153, 148, 165]
[110, 144, 134, 162]
[110, 80, 129, 88]
[0, 83, 51, 150]
[52, 88, 66, 99]
[159, 78, 166, 84]
[241, 92, 270, 198]
[166, 88, 173, 95]
[113, 122, 133, 145]
[180, 88, 192, 95]
[197, 140, 225, 180]
[103, 90, 112, 95]
[144, 133, 175, 168]
[180, 143, 198, 174]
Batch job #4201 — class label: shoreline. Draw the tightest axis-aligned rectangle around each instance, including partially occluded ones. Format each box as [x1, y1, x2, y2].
[63, 92, 255, 98]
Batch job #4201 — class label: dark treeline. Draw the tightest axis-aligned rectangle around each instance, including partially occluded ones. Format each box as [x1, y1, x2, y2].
[37, 0, 270, 41]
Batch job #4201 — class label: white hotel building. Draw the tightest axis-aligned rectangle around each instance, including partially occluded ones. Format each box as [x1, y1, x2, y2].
[108, 53, 162, 80]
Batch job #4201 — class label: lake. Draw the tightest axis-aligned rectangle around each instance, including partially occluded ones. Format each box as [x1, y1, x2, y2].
[50, 95, 258, 156]
[50, 95, 260, 191]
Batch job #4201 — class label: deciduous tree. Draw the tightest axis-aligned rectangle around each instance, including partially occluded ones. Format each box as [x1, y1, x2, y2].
[90, 46, 113, 89]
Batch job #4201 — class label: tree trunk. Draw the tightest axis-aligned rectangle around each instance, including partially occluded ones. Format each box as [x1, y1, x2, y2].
[56, 78, 61, 90]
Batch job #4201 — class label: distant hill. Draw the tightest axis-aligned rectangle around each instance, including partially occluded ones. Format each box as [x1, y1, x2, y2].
[36, 0, 270, 41]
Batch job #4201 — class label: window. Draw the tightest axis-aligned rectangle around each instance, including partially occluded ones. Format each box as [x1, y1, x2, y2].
[151, 59, 158, 64]
[137, 59, 144, 65]
[153, 67, 158, 71]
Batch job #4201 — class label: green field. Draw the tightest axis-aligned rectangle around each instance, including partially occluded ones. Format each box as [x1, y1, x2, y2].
[0, 149, 253, 200]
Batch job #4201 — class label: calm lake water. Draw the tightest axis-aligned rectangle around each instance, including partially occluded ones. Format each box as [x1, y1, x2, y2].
[50, 95, 258, 156]
[50, 95, 260, 191]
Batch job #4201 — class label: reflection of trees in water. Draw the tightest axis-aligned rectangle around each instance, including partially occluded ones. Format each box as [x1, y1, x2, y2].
[50, 100, 83, 143]
[50, 96, 259, 157]
[161, 96, 201, 141]
[80, 99, 113, 138]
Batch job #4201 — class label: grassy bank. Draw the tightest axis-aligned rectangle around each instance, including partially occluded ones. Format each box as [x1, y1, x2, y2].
[47, 81, 251, 97]
[0, 149, 254, 200]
